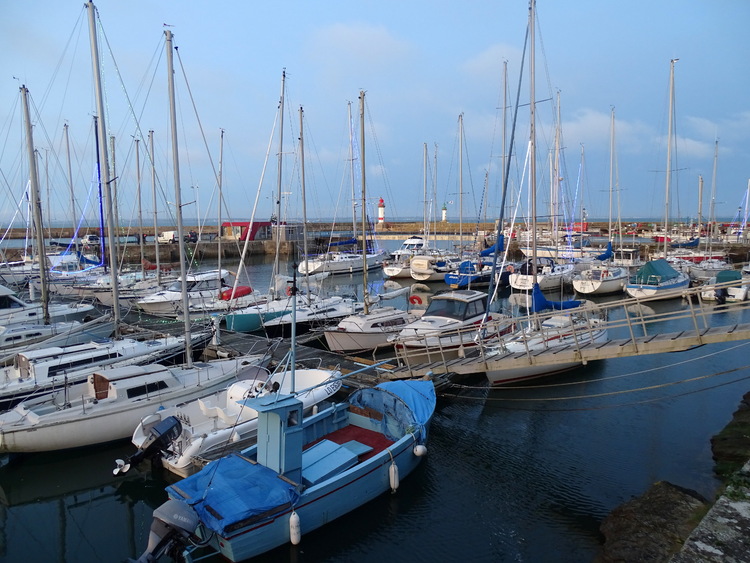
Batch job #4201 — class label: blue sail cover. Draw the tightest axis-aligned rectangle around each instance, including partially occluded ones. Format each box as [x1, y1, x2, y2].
[480, 235, 505, 257]
[531, 283, 582, 312]
[167, 453, 300, 536]
[595, 241, 613, 261]
[670, 237, 699, 249]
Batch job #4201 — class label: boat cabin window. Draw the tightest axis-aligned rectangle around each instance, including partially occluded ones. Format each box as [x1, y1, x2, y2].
[425, 299, 464, 320]
[0, 295, 23, 309]
[126, 380, 169, 399]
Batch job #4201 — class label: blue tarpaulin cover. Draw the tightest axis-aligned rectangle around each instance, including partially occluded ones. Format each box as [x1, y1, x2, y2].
[167, 454, 300, 536]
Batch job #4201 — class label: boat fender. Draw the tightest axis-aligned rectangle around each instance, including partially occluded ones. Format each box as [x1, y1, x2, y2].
[389, 461, 400, 492]
[289, 510, 301, 545]
[409, 295, 422, 305]
[413, 444, 428, 457]
[286, 286, 293, 296]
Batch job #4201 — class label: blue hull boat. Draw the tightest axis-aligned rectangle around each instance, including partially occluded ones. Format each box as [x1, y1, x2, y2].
[134, 379, 437, 562]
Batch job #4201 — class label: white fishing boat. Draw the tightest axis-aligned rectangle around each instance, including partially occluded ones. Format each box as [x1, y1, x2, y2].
[0, 353, 269, 453]
[119, 364, 342, 478]
[409, 253, 462, 282]
[0, 329, 210, 410]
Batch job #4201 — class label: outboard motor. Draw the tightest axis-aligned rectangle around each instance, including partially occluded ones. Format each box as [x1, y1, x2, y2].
[715, 287, 728, 305]
[130, 500, 199, 562]
[114, 416, 182, 475]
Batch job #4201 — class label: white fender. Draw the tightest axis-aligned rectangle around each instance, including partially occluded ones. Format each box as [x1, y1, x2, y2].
[289, 510, 301, 545]
[413, 444, 427, 457]
[389, 461, 400, 492]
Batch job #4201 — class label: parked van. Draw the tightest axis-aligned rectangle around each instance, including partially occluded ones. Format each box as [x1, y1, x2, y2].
[157, 231, 178, 244]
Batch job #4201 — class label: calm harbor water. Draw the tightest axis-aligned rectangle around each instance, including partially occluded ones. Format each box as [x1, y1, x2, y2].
[0, 245, 749, 562]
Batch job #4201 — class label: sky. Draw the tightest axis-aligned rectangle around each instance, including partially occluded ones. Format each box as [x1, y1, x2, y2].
[1, 0, 749, 232]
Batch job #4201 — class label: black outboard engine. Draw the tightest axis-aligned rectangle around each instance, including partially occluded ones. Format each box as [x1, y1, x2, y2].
[130, 500, 200, 562]
[715, 287, 728, 305]
[114, 416, 183, 475]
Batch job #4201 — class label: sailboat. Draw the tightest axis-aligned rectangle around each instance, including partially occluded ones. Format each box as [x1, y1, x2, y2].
[483, 0, 608, 386]
[297, 100, 386, 276]
[572, 109, 628, 296]
[626, 59, 690, 299]
[321, 93, 417, 354]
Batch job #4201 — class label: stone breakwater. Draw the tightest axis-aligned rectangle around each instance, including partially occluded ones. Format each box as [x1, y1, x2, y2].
[597, 391, 750, 562]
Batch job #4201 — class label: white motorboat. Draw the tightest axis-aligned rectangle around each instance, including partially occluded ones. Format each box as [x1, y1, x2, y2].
[391, 289, 514, 363]
[136, 269, 256, 317]
[322, 305, 419, 354]
[121, 365, 343, 478]
[699, 269, 748, 303]
[261, 295, 364, 338]
[0, 284, 97, 326]
[0, 329, 211, 410]
[298, 250, 385, 276]
[0, 353, 269, 453]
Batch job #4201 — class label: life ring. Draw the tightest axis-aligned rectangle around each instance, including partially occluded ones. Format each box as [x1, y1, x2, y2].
[286, 286, 293, 296]
[602, 269, 608, 277]
[409, 295, 422, 305]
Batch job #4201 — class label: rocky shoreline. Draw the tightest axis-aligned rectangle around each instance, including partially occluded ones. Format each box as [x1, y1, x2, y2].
[596, 390, 750, 561]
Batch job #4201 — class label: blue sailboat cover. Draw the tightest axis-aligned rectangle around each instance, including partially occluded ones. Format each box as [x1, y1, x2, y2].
[167, 454, 300, 536]
[531, 283, 582, 312]
[595, 241, 613, 261]
[479, 235, 505, 257]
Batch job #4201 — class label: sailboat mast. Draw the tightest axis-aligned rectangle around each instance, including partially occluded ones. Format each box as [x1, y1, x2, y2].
[663, 58, 678, 257]
[348, 101, 357, 242]
[423, 143, 428, 240]
[217, 129, 224, 278]
[135, 138, 145, 279]
[165, 29, 193, 366]
[63, 123, 79, 255]
[149, 130, 162, 284]
[608, 108, 615, 239]
[20, 86, 50, 325]
[459, 113, 464, 258]
[359, 90, 369, 314]
[275, 70, 285, 264]
[86, 1, 121, 332]
[529, 0, 537, 285]
[299, 107, 312, 299]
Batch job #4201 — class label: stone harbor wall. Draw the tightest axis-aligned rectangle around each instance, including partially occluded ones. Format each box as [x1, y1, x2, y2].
[596, 391, 750, 562]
